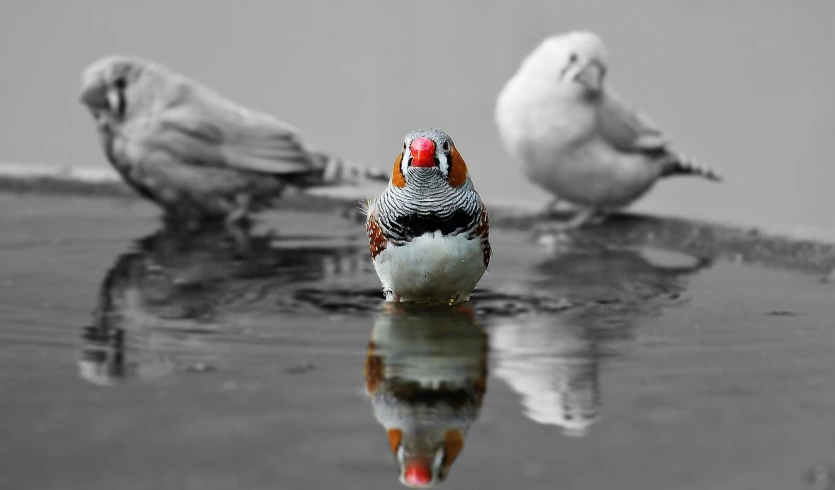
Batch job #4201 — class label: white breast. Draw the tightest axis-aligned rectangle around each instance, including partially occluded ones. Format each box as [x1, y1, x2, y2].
[373, 232, 487, 305]
[495, 78, 593, 162]
[496, 79, 661, 208]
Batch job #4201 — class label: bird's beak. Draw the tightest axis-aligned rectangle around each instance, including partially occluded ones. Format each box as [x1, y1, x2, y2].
[409, 137, 436, 168]
[400, 456, 436, 488]
[574, 59, 606, 92]
[79, 80, 111, 110]
[395, 430, 463, 488]
[78, 81, 119, 111]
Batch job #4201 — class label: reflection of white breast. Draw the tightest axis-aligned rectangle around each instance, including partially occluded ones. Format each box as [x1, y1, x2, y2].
[489, 316, 600, 437]
[365, 304, 489, 429]
[372, 316, 486, 388]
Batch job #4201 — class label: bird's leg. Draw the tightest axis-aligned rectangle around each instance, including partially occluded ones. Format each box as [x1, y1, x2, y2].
[383, 289, 400, 302]
[224, 220, 252, 258]
[536, 196, 565, 219]
[564, 207, 607, 228]
[224, 195, 254, 257]
[225, 194, 252, 226]
[583, 208, 608, 226]
[532, 207, 601, 237]
[544, 196, 564, 216]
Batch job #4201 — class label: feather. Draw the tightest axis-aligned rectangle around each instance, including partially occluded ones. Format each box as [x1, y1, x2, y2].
[596, 90, 671, 154]
[148, 98, 315, 174]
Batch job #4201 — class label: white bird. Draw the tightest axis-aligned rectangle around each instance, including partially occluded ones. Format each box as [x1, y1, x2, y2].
[79, 55, 389, 226]
[364, 128, 491, 305]
[495, 30, 722, 230]
[490, 315, 600, 438]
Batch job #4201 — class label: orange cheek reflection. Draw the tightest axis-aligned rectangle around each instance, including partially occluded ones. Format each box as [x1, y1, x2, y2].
[387, 428, 403, 454]
[442, 430, 465, 474]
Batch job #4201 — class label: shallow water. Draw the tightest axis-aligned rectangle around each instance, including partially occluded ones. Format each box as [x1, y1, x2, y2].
[1, 194, 833, 490]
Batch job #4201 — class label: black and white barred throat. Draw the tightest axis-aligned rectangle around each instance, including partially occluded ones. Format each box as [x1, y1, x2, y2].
[377, 168, 482, 243]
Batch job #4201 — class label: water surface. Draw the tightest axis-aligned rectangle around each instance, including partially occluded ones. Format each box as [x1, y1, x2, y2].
[1, 194, 833, 490]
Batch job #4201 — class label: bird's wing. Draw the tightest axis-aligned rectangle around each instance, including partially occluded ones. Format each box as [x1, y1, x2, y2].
[596, 90, 671, 154]
[141, 85, 316, 175]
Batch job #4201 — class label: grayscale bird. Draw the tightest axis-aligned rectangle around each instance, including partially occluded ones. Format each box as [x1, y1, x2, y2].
[79, 55, 389, 226]
[495, 30, 722, 230]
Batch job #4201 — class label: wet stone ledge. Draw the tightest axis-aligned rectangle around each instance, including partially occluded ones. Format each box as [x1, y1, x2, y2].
[0, 164, 833, 281]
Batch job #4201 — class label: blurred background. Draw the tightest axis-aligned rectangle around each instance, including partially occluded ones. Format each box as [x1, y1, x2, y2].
[2, 4, 835, 488]
[0, 0, 832, 229]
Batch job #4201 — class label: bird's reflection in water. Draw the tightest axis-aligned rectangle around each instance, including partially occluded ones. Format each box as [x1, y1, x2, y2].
[364, 302, 488, 488]
[78, 221, 367, 386]
[488, 245, 710, 437]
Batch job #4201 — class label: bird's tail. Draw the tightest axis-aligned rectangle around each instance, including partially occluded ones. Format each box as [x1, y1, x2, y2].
[661, 153, 723, 182]
[298, 148, 391, 188]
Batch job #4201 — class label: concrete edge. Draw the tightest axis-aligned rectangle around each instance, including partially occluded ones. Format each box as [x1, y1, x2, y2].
[1, 163, 833, 279]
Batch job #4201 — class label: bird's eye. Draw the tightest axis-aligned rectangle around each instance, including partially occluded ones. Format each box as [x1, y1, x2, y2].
[113, 77, 127, 90]
[442, 141, 450, 152]
[569, 53, 578, 63]
[403, 142, 407, 150]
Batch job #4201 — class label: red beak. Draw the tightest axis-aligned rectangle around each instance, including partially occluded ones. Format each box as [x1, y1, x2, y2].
[403, 459, 433, 487]
[409, 137, 436, 168]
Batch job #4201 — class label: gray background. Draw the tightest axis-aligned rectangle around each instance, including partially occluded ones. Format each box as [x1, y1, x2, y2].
[0, 0, 832, 229]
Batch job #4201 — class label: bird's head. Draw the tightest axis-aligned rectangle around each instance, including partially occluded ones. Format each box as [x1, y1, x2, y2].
[79, 55, 172, 122]
[387, 427, 466, 488]
[390, 128, 471, 192]
[522, 30, 609, 95]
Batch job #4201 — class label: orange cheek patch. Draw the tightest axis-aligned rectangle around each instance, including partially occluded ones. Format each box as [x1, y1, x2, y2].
[447, 146, 469, 188]
[391, 153, 406, 188]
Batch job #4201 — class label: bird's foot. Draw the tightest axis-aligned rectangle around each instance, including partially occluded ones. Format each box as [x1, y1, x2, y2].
[382, 289, 400, 302]
[584, 211, 607, 226]
[531, 208, 604, 239]
[450, 294, 471, 305]
[536, 197, 568, 219]
[564, 208, 606, 228]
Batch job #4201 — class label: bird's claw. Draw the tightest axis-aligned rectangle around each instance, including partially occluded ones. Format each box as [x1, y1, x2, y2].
[532, 221, 573, 237]
[531, 208, 605, 242]
[535, 197, 569, 220]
